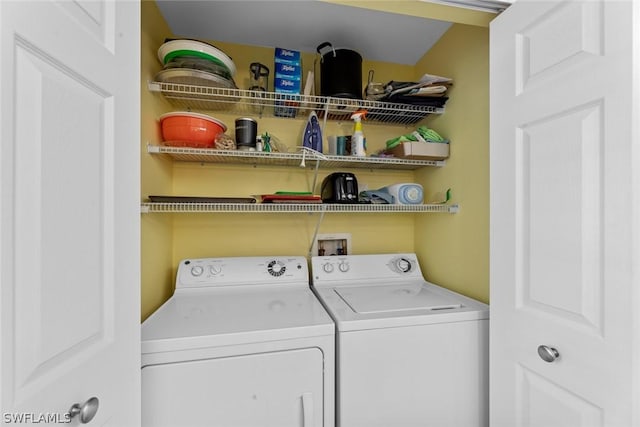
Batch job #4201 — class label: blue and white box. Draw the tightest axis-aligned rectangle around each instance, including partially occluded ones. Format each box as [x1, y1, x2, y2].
[275, 63, 302, 81]
[274, 48, 301, 66]
[274, 77, 301, 93]
[274, 47, 302, 117]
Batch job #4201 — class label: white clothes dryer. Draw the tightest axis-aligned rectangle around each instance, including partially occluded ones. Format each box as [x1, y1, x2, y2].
[142, 256, 335, 427]
[311, 254, 489, 427]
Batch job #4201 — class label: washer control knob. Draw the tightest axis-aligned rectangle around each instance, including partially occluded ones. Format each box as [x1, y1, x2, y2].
[209, 265, 222, 275]
[190, 266, 204, 277]
[396, 258, 412, 273]
[268, 260, 286, 276]
[338, 261, 350, 273]
[323, 263, 334, 273]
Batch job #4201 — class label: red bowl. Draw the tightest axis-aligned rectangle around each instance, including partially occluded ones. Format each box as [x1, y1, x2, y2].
[159, 112, 227, 148]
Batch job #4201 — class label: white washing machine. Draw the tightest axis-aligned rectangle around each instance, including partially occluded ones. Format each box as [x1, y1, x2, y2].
[311, 254, 489, 427]
[142, 256, 335, 427]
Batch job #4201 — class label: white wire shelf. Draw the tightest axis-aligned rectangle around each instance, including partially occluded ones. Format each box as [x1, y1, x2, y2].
[140, 202, 459, 214]
[148, 81, 444, 125]
[147, 145, 445, 169]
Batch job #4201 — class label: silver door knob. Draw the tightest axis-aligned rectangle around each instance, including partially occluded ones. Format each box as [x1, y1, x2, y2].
[537, 345, 560, 363]
[68, 397, 99, 424]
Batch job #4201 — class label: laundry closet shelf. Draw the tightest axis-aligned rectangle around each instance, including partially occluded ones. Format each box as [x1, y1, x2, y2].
[148, 81, 444, 125]
[140, 202, 459, 214]
[147, 145, 445, 169]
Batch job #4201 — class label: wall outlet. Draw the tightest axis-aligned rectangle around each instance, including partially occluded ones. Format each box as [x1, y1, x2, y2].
[312, 233, 352, 257]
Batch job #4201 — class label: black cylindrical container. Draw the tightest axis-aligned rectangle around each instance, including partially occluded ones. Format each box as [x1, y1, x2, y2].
[317, 42, 362, 100]
[235, 117, 257, 150]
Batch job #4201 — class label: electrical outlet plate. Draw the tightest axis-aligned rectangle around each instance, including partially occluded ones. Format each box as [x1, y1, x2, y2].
[312, 233, 352, 257]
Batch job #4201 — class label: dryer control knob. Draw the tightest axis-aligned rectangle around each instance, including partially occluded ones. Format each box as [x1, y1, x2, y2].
[268, 260, 286, 276]
[396, 258, 412, 273]
[209, 265, 222, 275]
[190, 266, 204, 277]
[323, 263, 334, 273]
[338, 261, 350, 273]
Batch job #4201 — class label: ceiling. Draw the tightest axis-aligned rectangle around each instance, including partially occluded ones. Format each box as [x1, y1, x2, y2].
[155, 1, 456, 65]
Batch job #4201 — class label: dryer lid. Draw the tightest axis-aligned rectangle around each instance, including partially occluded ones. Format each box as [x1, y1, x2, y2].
[142, 287, 334, 354]
[334, 283, 462, 314]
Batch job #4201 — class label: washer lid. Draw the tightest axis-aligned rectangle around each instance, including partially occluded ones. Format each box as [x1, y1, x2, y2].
[313, 281, 489, 331]
[335, 283, 462, 314]
[142, 287, 334, 354]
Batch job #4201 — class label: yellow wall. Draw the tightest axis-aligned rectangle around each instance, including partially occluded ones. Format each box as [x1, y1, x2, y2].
[140, 1, 492, 320]
[140, 0, 174, 320]
[167, 41, 422, 275]
[414, 23, 490, 303]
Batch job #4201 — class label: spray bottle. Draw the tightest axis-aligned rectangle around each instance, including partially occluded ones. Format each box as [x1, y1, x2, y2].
[350, 110, 367, 157]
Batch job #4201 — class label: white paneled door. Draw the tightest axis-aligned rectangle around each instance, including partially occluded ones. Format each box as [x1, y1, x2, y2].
[490, 1, 639, 426]
[0, 1, 140, 425]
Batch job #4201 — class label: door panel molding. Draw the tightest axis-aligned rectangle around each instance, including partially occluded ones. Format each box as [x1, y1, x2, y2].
[514, 101, 603, 334]
[56, 0, 116, 52]
[516, 0, 604, 94]
[12, 36, 116, 405]
[516, 364, 604, 427]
